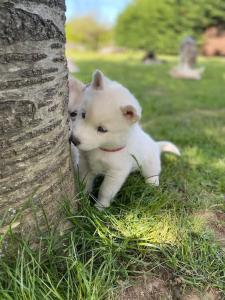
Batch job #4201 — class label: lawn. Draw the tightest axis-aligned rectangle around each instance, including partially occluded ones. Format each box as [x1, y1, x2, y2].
[0, 52, 225, 299]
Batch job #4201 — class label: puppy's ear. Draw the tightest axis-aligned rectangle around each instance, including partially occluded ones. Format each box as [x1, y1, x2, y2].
[120, 105, 140, 123]
[69, 76, 85, 96]
[68, 76, 85, 111]
[91, 69, 104, 90]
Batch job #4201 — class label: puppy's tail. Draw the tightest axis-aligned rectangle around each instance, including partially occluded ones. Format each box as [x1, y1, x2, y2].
[158, 141, 180, 156]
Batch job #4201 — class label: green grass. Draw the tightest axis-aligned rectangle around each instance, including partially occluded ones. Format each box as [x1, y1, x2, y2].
[0, 52, 225, 299]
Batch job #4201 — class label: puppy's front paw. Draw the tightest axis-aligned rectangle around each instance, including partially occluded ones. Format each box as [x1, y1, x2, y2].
[146, 176, 159, 186]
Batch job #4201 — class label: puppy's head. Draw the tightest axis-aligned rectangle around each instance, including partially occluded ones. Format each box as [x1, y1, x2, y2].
[70, 70, 142, 151]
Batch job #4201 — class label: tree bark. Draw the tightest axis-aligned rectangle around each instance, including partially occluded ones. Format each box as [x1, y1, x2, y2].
[0, 0, 74, 232]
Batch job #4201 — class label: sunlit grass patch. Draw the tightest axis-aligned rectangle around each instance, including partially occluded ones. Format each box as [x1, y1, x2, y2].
[114, 211, 182, 245]
[65, 197, 225, 293]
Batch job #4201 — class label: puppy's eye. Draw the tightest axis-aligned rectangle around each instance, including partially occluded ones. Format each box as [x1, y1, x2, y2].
[81, 112, 86, 119]
[70, 111, 77, 118]
[97, 126, 108, 133]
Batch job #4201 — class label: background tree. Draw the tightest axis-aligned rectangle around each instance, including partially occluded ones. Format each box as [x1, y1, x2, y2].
[66, 15, 112, 50]
[0, 0, 74, 233]
[115, 0, 225, 54]
[115, 0, 178, 54]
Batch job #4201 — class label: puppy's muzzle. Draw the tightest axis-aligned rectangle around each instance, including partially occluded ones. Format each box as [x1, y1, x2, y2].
[69, 134, 81, 146]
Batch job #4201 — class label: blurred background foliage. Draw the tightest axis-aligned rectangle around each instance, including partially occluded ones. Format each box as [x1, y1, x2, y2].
[66, 0, 225, 55]
[115, 0, 225, 54]
[66, 15, 113, 50]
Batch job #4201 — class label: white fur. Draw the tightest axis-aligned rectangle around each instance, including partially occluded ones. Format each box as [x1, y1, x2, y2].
[69, 71, 180, 210]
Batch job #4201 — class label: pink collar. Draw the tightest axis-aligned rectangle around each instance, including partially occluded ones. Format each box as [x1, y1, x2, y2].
[99, 146, 125, 152]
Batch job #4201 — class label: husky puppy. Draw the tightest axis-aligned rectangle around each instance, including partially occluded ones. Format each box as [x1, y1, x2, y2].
[69, 71, 180, 210]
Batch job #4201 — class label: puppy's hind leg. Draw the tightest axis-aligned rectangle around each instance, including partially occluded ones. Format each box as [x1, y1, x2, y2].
[141, 156, 161, 187]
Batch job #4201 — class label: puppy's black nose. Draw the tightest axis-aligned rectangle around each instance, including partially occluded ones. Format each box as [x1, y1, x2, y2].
[73, 137, 81, 146]
[69, 135, 81, 146]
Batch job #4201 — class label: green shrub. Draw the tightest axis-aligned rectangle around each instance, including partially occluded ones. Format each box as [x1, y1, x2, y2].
[66, 16, 112, 50]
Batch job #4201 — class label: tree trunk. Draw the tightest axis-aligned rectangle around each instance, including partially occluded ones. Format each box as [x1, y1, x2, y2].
[0, 0, 74, 233]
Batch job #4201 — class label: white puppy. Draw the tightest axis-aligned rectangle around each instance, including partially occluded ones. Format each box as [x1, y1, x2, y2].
[69, 71, 180, 210]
